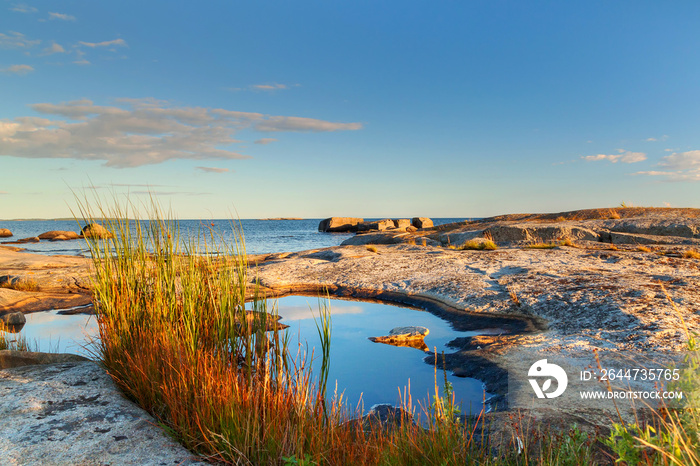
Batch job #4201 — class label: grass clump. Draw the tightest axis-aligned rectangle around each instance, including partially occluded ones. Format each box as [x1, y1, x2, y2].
[684, 249, 700, 259]
[636, 245, 652, 253]
[0, 323, 33, 351]
[524, 242, 559, 250]
[458, 239, 498, 250]
[0, 278, 39, 292]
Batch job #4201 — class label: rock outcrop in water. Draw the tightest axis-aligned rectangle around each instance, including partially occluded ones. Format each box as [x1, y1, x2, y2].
[319, 217, 432, 233]
[38, 230, 81, 240]
[369, 326, 430, 351]
[81, 223, 114, 239]
[0, 229, 11, 238]
[318, 217, 364, 232]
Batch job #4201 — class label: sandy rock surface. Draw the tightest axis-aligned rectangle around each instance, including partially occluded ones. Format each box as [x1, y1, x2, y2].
[0, 246, 92, 314]
[0, 358, 205, 465]
[254, 243, 700, 353]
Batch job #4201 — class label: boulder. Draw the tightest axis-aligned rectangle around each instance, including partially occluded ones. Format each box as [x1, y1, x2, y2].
[357, 219, 395, 232]
[406, 225, 418, 232]
[392, 219, 411, 229]
[412, 217, 433, 229]
[81, 223, 114, 239]
[0, 311, 26, 326]
[369, 326, 429, 351]
[38, 230, 81, 240]
[318, 217, 364, 233]
[0, 228, 12, 238]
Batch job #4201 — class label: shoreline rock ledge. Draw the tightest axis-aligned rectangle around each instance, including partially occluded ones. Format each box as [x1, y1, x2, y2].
[318, 217, 364, 232]
[319, 217, 433, 233]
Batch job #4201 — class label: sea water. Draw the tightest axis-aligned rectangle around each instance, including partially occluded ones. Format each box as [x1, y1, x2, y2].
[0, 218, 467, 256]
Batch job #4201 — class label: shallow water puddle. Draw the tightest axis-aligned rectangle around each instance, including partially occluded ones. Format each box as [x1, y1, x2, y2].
[9, 310, 98, 357]
[275, 295, 492, 413]
[13, 296, 493, 414]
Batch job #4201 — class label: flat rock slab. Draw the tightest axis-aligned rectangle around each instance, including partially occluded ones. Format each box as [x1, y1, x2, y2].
[0, 360, 205, 465]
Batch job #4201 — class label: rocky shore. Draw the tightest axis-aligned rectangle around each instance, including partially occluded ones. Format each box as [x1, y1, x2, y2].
[2, 207, 700, 460]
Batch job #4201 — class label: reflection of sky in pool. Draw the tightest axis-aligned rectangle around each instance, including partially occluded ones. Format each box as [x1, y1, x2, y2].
[10, 296, 491, 414]
[275, 296, 490, 414]
[9, 309, 98, 358]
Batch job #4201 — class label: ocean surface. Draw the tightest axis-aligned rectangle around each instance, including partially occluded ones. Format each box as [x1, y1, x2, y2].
[0, 218, 466, 257]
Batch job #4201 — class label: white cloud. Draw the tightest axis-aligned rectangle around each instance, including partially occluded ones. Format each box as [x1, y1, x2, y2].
[41, 42, 65, 55]
[634, 150, 700, 182]
[0, 99, 362, 167]
[1, 64, 34, 75]
[78, 39, 127, 48]
[196, 166, 230, 173]
[0, 31, 40, 49]
[658, 150, 700, 170]
[256, 116, 362, 132]
[254, 138, 277, 145]
[48, 12, 76, 21]
[10, 4, 37, 13]
[582, 150, 647, 164]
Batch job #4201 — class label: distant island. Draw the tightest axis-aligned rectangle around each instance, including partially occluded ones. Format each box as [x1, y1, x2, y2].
[259, 217, 304, 221]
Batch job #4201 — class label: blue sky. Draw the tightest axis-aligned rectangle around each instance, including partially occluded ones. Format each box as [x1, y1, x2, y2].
[1, 1, 699, 219]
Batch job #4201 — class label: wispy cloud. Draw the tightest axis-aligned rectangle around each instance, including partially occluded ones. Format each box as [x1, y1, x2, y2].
[48, 12, 76, 21]
[72, 49, 89, 65]
[0, 99, 362, 167]
[254, 138, 277, 145]
[41, 42, 65, 55]
[0, 191, 8, 195]
[0, 31, 40, 49]
[582, 149, 646, 164]
[634, 150, 700, 182]
[251, 83, 297, 91]
[1, 64, 34, 75]
[10, 4, 37, 13]
[78, 39, 127, 48]
[196, 166, 230, 173]
[256, 116, 362, 132]
[645, 135, 668, 142]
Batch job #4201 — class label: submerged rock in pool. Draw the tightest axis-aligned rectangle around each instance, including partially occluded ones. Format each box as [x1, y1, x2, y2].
[368, 326, 429, 351]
